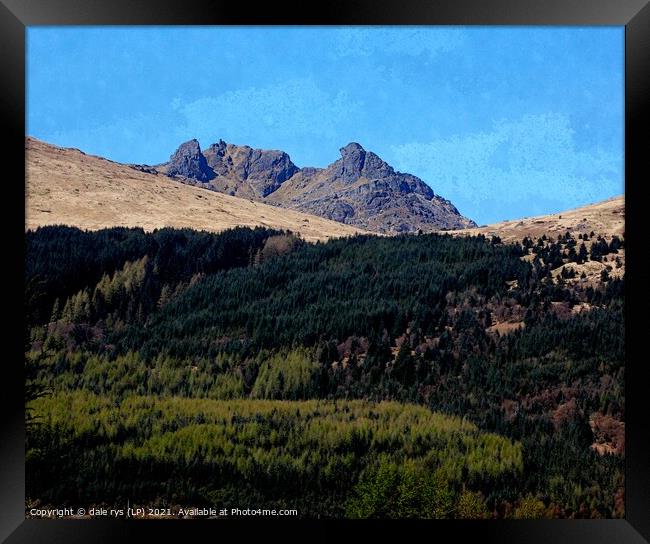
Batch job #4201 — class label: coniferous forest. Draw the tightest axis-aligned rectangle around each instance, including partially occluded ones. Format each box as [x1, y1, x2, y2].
[25, 225, 624, 518]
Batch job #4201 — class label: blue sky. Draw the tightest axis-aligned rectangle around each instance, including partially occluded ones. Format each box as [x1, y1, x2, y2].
[27, 26, 623, 225]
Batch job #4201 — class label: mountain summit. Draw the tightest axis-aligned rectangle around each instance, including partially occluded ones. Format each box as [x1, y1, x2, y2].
[166, 139, 214, 181]
[159, 139, 476, 234]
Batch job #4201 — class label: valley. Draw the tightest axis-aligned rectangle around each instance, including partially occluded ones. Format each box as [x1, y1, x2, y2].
[25, 136, 625, 520]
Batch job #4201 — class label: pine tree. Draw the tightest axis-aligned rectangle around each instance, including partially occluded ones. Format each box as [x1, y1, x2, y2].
[50, 298, 61, 322]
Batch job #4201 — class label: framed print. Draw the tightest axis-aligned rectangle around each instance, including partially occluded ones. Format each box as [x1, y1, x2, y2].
[2, 0, 649, 542]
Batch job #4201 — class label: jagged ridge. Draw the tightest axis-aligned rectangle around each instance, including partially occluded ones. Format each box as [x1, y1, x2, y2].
[158, 139, 477, 234]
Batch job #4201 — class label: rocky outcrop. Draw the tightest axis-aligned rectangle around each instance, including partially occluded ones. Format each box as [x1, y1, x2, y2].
[166, 139, 214, 182]
[336, 142, 396, 184]
[267, 142, 476, 233]
[129, 164, 159, 175]
[203, 141, 299, 197]
[160, 139, 476, 234]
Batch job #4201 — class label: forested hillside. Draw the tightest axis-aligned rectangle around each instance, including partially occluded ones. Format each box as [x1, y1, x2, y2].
[27, 393, 522, 518]
[25, 226, 624, 518]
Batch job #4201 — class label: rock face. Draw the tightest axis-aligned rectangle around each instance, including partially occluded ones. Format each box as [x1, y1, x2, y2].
[166, 139, 214, 182]
[202, 140, 299, 198]
[160, 139, 476, 234]
[129, 164, 159, 175]
[268, 142, 476, 233]
[338, 142, 394, 183]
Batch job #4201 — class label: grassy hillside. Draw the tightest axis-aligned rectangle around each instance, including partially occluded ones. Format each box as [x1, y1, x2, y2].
[453, 196, 624, 242]
[25, 137, 367, 242]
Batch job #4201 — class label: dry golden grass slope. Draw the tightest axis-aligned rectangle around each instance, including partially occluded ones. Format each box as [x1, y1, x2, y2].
[451, 196, 624, 242]
[25, 137, 368, 242]
[452, 196, 625, 286]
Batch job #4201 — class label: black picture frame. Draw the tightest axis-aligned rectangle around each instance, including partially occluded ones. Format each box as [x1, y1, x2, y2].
[2, 1, 649, 542]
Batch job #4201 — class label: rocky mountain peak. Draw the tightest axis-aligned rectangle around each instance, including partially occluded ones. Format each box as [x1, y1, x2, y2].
[168, 139, 299, 198]
[166, 139, 214, 182]
[203, 140, 231, 177]
[339, 143, 366, 183]
[206, 139, 227, 154]
[160, 137, 476, 234]
[340, 142, 365, 156]
[336, 142, 396, 183]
